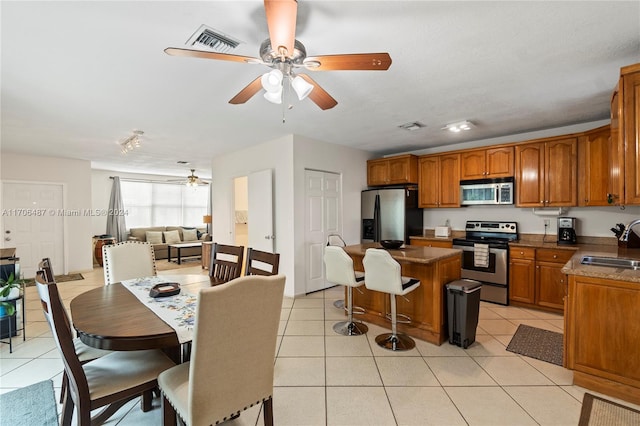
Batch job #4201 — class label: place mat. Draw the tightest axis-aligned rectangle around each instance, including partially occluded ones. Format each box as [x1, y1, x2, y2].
[506, 324, 563, 366]
[23, 273, 84, 287]
[0, 380, 58, 426]
[121, 276, 196, 344]
[579, 393, 640, 425]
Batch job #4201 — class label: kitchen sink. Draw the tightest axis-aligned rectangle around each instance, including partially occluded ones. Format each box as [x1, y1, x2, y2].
[580, 256, 640, 270]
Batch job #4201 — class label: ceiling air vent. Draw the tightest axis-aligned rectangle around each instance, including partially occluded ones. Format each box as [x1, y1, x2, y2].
[186, 24, 243, 53]
[398, 121, 426, 131]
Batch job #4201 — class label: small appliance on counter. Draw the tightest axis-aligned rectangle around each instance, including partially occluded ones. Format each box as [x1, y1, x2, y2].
[557, 217, 577, 245]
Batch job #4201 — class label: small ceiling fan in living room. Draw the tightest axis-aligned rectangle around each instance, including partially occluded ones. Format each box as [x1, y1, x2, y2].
[168, 169, 209, 187]
[164, 0, 392, 110]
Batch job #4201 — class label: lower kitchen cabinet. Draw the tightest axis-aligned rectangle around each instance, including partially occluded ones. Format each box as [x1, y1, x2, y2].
[509, 246, 574, 312]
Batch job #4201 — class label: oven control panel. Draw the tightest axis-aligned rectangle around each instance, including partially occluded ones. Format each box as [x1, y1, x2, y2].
[464, 221, 517, 234]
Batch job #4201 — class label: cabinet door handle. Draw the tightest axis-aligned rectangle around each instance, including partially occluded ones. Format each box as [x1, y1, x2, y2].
[536, 265, 539, 269]
[553, 255, 557, 259]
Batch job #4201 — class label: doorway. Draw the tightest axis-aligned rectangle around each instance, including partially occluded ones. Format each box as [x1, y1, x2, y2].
[233, 176, 249, 249]
[304, 170, 342, 294]
[1, 182, 65, 278]
[233, 169, 275, 254]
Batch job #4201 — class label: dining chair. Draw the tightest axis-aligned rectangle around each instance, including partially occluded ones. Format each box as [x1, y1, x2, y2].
[34, 270, 175, 426]
[102, 241, 157, 285]
[244, 247, 280, 276]
[158, 274, 285, 426]
[38, 258, 114, 404]
[363, 248, 421, 351]
[327, 233, 348, 309]
[208, 243, 244, 285]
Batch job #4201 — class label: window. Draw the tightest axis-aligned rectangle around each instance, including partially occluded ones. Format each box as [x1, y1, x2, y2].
[120, 181, 208, 229]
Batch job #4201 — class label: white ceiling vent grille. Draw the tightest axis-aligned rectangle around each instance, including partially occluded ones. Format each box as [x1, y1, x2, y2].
[186, 24, 243, 53]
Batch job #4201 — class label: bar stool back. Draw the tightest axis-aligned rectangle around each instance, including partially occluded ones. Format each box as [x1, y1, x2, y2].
[363, 248, 420, 351]
[324, 246, 368, 336]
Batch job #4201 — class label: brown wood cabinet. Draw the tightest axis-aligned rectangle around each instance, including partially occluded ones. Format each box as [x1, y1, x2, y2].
[565, 274, 640, 405]
[578, 125, 611, 206]
[409, 238, 453, 249]
[460, 146, 514, 180]
[418, 153, 460, 208]
[509, 246, 573, 312]
[201, 241, 213, 269]
[514, 138, 577, 207]
[367, 154, 418, 186]
[621, 64, 640, 204]
[609, 83, 624, 205]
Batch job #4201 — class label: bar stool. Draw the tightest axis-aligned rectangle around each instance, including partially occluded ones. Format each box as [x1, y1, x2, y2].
[324, 246, 368, 336]
[363, 248, 420, 351]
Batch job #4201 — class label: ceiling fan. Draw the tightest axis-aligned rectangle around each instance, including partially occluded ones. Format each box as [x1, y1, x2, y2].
[168, 169, 209, 186]
[164, 0, 392, 110]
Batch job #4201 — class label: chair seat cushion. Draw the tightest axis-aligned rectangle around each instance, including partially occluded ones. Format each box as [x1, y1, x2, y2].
[84, 349, 175, 402]
[73, 338, 112, 362]
[400, 277, 420, 295]
[158, 362, 191, 421]
[355, 271, 365, 283]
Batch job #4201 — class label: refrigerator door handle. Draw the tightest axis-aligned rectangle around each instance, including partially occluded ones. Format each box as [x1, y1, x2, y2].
[373, 194, 381, 242]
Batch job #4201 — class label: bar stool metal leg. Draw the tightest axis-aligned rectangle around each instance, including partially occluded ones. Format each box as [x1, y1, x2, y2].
[333, 286, 368, 336]
[375, 294, 415, 351]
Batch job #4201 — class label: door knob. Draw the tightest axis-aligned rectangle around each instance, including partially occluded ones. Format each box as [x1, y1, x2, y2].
[4, 237, 11, 241]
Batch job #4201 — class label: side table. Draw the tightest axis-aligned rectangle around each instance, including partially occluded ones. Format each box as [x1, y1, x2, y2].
[93, 237, 116, 267]
[0, 282, 26, 353]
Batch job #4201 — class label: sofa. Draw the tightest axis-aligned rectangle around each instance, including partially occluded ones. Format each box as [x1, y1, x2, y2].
[127, 226, 211, 260]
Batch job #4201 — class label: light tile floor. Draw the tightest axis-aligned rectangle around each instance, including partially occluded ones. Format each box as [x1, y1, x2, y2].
[2, 266, 640, 425]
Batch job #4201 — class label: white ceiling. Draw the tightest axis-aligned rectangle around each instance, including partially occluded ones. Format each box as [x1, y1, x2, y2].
[2, 1, 639, 179]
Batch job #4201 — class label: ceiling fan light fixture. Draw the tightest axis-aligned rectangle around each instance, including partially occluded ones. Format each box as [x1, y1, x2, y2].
[118, 130, 144, 155]
[261, 69, 283, 93]
[263, 89, 283, 104]
[291, 75, 314, 100]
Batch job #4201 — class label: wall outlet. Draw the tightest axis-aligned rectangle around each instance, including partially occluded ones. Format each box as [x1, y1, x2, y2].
[544, 219, 550, 227]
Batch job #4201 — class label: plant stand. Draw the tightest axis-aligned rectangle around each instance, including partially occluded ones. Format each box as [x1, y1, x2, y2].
[0, 284, 26, 353]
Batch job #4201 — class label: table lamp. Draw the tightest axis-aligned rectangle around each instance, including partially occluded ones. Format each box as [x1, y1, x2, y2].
[203, 215, 212, 234]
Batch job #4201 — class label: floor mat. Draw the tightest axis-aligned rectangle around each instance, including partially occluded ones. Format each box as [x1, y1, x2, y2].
[506, 324, 563, 366]
[579, 392, 640, 426]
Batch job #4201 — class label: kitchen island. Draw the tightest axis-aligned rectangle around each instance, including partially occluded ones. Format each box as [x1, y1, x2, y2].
[562, 248, 640, 405]
[343, 243, 461, 345]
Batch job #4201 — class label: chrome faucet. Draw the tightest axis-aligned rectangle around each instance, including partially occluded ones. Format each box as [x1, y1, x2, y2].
[620, 219, 640, 242]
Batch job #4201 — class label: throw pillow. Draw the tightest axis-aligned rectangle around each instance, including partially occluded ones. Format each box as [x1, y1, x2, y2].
[145, 231, 163, 245]
[182, 228, 198, 242]
[163, 230, 181, 244]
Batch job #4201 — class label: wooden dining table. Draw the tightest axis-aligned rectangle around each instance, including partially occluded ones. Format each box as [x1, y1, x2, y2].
[70, 274, 214, 362]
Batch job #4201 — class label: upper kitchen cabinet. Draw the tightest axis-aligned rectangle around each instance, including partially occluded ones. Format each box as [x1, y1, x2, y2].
[460, 146, 514, 180]
[578, 125, 611, 206]
[367, 154, 418, 186]
[418, 153, 460, 208]
[620, 63, 640, 204]
[609, 82, 624, 205]
[515, 137, 577, 207]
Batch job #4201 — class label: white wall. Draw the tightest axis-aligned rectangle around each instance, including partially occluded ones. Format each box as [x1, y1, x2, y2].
[1, 153, 93, 273]
[211, 136, 296, 295]
[292, 135, 371, 295]
[211, 134, 371, 297]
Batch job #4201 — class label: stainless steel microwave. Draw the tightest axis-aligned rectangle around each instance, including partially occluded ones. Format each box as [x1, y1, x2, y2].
[460, 178, 514, 205]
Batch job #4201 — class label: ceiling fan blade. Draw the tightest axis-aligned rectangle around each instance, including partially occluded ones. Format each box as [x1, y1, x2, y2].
[164, 47, 261, 64]
[298, 74, 337, 110]
[304, 53, 392, 71]
[264, 0, 297, 57]
[229, 76, 263, 105]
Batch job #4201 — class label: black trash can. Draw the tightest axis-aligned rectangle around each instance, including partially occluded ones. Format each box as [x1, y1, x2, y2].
[446, 279, 482, 349]
[0, 250, 20, 339]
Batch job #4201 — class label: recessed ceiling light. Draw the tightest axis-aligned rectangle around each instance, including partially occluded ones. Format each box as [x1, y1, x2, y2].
[398, 121, 426, 131]
[442, 120, 475, 133]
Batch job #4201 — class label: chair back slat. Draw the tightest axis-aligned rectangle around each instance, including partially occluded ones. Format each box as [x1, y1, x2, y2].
[245, 248, 280, 276]
[209, 243, 244, 283]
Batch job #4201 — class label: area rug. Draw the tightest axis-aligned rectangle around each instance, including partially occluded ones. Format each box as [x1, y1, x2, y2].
[23, 273, 84, 287]
[155, 258, 203, 271]
[579, 393, 640, 425]
[0, 379, 58, 425]
[506, 324, 563, 366]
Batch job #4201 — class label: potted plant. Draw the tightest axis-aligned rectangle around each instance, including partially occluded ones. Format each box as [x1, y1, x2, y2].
[0, 273, 23, 317]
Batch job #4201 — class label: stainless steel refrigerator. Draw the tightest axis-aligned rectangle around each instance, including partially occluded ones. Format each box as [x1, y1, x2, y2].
[361, 187, 423, 243]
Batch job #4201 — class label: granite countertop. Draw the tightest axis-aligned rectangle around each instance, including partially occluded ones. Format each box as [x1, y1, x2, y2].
[562, 247, 640, 283]
[344, 243, 461, 264]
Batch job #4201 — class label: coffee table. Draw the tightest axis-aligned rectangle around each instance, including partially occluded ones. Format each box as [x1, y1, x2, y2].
[167, 242, 202, 264]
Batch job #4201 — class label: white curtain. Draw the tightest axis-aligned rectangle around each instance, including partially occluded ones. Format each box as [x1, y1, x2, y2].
[106, 176, 127, 242]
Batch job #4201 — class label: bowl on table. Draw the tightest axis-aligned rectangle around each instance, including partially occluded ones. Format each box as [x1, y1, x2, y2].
[380, 240, 404, 249]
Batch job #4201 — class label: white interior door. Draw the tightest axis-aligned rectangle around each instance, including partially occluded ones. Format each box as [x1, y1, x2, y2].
[2, 182, 65, 278]
[247, 169, 274, 252]
[305, 170, 342, 294]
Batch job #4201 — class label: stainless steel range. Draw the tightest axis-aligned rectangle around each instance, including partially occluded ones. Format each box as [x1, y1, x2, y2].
[452, 221, 518, 305]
